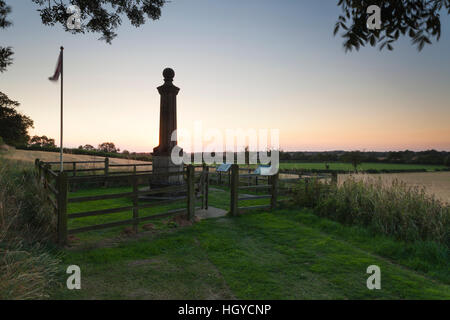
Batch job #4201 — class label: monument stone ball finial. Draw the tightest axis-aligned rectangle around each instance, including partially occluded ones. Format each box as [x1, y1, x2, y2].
[163, 68, 175, 82]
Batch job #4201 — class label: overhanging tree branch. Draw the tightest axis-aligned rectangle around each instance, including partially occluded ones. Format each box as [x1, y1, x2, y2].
[334, 0, 450, 52]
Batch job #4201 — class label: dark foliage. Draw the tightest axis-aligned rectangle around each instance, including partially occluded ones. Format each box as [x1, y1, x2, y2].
[335, 0, 450, 51]
[0, 0, 13, 72]
[0, 92, 34, 147]
[31, 0, 166, 43]
[279, 150, 450, 166]
[29, 135, 56, 148]
[98, 142, 119, 153]
[341, 150, 364, 171]
[78, 144, 95, 151]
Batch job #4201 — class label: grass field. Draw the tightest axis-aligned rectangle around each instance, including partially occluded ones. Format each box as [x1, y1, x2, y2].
[45, 184, 449, 299]
[65, 184, 272, 244]
[51, 208, 450, 299]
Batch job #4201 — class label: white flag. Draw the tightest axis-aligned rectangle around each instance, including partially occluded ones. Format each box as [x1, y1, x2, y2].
[49, 51, 62, 81]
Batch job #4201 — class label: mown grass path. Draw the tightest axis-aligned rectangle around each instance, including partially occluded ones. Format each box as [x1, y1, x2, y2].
[51, 209, 449, 300]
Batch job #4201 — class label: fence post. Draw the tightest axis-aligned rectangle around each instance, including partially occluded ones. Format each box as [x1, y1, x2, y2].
[104, 157, 109, 187]
[205, 165, 209, 210]
[132, 171, 138, 234]
[271, 172, 279, 210]
[35, 159, 41, 182]
[230, 164, 239, 216]
[201, 163, 206, 209]
[72, 162, 76, 177]
[37, 160, 42, 180]
[57, 172, 68, 246]
[43, 164, 50, 190]
[305, 177, 310, 195]
[187, 165, 195, 221]
[331, 172, 338, 185]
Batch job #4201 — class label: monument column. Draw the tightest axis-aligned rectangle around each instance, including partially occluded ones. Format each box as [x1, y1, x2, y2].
[151, 68, 184, 187]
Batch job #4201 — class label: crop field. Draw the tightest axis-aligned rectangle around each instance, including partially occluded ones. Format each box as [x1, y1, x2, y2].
[340, 172, 450, 204]
[0, 149, 151, 169]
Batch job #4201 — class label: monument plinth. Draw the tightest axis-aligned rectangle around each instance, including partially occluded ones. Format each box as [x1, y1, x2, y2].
[151, 68, 184, 187]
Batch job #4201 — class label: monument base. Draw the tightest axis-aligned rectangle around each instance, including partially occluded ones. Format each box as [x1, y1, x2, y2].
[139, 156, 185, 201]
[150, 155, 184, 187]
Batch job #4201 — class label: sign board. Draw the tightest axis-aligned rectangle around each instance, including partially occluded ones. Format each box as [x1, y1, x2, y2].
[254, 165, 273, 176]
[216, 164, 232, 172]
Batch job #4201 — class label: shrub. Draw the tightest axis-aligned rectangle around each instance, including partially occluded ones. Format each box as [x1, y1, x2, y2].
[0, 136, 4, 145]
[0, 159, 60, 299]
[293, 177, 450, 246]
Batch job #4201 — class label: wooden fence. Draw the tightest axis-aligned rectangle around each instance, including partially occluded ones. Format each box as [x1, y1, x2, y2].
[35, 158, 336, 246]
[228, 164, 278, 216]
[35, 159, 207, 245]
[208, 167, 267, 187]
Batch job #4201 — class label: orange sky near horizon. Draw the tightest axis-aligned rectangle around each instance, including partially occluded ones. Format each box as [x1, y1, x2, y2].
[1, 1, 449, 153]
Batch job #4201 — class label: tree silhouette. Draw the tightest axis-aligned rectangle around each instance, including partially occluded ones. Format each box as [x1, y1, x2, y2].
[0, 0, 166, 73]
[31, 0, 166, 43]
[335, 0, 450, 52]
[98, 142, 119, 153]
[80, 144, 95, 151]
[0, 0, 13, 73]
[0, 92, 34, 146]
[342, 151, 364, 172]
[29, 135, 56, 148]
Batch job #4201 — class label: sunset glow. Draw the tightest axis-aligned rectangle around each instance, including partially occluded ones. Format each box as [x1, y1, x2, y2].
[1, 0, 449, 152]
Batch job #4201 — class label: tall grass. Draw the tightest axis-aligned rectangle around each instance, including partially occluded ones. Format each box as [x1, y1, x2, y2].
[293, 176, 450, 246]
[0, 158, 60, 299]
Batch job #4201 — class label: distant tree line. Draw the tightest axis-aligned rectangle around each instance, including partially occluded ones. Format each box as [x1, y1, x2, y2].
[17, 141, 152, 162]
[279, 150, 450, 166]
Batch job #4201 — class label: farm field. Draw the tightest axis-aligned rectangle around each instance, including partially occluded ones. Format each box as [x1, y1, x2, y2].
[51, 208, 450, 299]
[0, 149, 151, 168]
[279, 162, 446, 172]
[340, 172, 450, 204]
[1, 149, 447, 172]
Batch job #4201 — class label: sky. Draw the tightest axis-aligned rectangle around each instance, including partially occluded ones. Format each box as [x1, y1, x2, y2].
[1, 0, 450, 152]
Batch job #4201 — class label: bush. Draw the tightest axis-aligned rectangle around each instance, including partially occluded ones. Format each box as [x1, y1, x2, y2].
[0, 136, 4, 146]
[293, 177, 450, 246]
[0, 159, 60, 299]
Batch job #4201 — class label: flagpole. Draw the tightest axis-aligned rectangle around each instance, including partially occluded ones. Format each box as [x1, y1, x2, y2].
[60, 46, 64, 172]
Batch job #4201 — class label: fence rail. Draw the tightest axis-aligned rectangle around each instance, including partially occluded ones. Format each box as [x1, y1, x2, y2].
[36, 158, 337, 246]
[35, 158, 209, 245]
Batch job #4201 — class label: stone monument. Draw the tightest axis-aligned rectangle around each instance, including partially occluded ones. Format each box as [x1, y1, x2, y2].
[151, 68, 184, 187]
